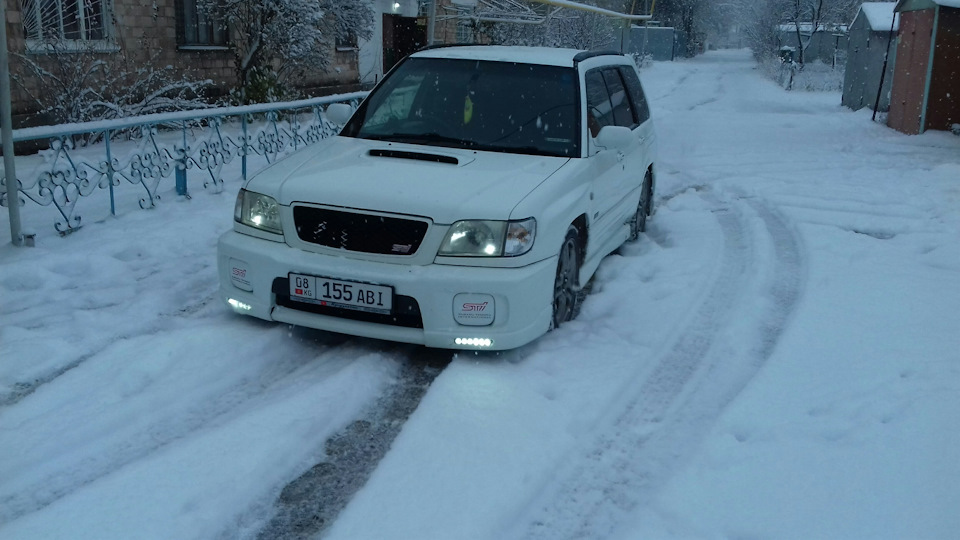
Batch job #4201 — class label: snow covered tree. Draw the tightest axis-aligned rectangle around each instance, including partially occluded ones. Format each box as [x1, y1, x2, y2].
[646, 0, 713, 57]
[735, 0, 784, 60]
[554, 10, 618, 50]
[736, 0, 862, 64]
[203, 0, 374, 103]
[480, 2, 617, 50]
[777, 0, 859, 65]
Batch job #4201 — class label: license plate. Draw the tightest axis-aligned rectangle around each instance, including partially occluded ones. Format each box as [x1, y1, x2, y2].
[288, 273, 393, 314]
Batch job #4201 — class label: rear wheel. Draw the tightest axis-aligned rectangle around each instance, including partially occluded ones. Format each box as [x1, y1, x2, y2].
[552, 226, 582, 329]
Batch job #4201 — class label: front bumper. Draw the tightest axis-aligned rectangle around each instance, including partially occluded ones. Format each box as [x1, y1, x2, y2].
[217, 230, 557, 350]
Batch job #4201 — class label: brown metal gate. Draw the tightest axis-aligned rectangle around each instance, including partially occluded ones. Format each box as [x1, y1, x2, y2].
[925, 7, 960, 132]
[888, 9, 934, 134]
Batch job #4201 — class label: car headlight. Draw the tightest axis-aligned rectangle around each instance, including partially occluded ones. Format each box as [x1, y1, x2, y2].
[235, 189, 283, 235]
[438, 218, 536, 257]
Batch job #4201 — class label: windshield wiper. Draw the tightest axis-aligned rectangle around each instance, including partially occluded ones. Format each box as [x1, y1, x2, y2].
[363, 132, 469, 147]
[361, 133, 566, 157]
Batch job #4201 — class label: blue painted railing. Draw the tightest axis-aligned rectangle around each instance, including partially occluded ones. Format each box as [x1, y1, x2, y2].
[1, 92, 366, 234]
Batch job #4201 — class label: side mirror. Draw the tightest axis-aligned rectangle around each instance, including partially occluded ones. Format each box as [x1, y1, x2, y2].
[326, 102, 354, 125]
[595, 125, 633, 151]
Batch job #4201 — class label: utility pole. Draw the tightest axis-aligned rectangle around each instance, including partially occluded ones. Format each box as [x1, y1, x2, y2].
[1, 0, 25, 246]
[427, 0, 437, 45]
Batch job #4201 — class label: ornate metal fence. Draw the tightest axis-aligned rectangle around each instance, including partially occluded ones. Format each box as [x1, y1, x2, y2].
[1, 92, 366, 234]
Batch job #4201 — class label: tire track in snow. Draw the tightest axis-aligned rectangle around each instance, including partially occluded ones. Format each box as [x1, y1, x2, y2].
[517, 191, 803, 540]
[687, 70, 726, 112]
[0, 291, 220, 408]
[248, 349, 452, 540]
[0, 322, 348, 525]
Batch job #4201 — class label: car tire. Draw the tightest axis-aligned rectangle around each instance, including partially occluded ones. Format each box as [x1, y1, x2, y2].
[630, 171, 653, 240]
[552, 225, 583, 329]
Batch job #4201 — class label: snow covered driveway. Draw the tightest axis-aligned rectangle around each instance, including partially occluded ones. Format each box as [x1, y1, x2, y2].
[2, 49, 959, 539]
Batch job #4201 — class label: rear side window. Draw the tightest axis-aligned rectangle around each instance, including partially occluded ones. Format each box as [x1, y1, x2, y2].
[586, 67, 642, 135]
[601, 69, 637, 129]
[585, 70, 614, 137]
[619, 66, 650, 125]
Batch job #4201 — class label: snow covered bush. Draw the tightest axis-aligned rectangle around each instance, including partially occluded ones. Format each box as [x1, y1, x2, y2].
[13, 41, 212, 129]
[789, 60, 844, 92]
[758, 56, 843, 92]
[632, 52, 655, 70]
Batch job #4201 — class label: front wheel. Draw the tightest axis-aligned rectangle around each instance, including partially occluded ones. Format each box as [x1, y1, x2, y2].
[629, 172, 653, 241]
[552, 226, 582, 329]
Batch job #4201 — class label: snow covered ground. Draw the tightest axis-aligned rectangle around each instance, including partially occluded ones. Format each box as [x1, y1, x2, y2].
[2, 49, 958, 539]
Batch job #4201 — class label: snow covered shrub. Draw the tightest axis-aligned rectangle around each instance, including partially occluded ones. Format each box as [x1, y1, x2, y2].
[788, 60, 844, 92]
[757, 56, 843, 92]
[632, 53, 654, 70]
[13, 41, 212, 129]
[228, 67, 294, 105]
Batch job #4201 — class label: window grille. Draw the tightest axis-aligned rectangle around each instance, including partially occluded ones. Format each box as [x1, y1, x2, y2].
[20, 0, 110, 45]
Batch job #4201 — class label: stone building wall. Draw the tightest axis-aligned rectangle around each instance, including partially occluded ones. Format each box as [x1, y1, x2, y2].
[4, 0, 359, 124]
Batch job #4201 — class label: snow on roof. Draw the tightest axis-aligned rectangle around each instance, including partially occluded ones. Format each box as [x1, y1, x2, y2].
[895, 0, 960, 10]
[412, 46, 590, 67]
[857, 2, 900, 31]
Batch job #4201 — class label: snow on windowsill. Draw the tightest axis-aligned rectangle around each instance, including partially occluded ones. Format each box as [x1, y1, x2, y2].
[25, 39, 120, 54]
[178, 45, 232, 52]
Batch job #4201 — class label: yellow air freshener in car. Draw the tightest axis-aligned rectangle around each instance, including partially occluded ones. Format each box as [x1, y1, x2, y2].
[464, 95, 474, 125]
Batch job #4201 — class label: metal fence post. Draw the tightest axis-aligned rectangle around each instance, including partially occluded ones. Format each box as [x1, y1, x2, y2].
[104, 130, 116, 215]
[176, 121, 188, 197]
[1, 0, 24, 246]
[241, 114, 248, 182]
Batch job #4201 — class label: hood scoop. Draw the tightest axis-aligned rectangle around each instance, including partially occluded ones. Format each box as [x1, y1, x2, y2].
[368, 148, 459, 165]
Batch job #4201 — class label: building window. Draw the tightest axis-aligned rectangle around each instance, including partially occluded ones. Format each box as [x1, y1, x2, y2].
[336, 31, 358, 50]
[21, 0, 111, 48]
[178, 0, 228, 47]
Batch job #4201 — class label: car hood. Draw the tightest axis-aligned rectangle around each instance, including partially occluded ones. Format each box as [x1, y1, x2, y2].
[245, 136, 570, 223]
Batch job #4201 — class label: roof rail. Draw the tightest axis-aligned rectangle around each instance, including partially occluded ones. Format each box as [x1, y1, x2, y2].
[573, 49, 624, 63]
[417, 43, 487, 52]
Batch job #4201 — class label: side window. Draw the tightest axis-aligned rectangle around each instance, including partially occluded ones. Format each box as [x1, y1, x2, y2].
[619, 66, 651, 125]
[585, 70, 614, 137]
[601, 69, 638, 129]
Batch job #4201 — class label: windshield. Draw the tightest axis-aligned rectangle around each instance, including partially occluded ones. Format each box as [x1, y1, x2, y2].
[342, 57, 580, 157]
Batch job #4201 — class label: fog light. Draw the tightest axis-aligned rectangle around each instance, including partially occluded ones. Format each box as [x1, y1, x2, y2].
[228, 298, 252, 312]
[455, 337, 494, 348]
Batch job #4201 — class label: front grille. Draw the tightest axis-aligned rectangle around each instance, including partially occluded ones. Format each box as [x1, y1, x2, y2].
[273, 278, 424, 329]
[293, 206, 428, 255]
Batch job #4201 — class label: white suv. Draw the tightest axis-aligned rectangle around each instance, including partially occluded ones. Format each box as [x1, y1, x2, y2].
[218, 45, 657, 350]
